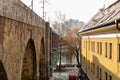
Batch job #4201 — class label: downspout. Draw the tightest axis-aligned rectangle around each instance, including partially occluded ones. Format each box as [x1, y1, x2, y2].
[77, 33, 82, 67]
[77, 33, 84, 79]
[78, 32, 89, 79]
[115, 19, 120, 74]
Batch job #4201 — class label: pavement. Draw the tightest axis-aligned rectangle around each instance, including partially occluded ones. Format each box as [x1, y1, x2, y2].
[50, 66, 89, 80]
[50, 66, 78, 80]
[79, 69, 90, 80]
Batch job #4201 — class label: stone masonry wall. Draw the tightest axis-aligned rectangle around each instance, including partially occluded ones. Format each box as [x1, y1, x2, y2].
[0, 0, 44, 28]
[0, 16, 43, 80]
[0, 0, 51, 80]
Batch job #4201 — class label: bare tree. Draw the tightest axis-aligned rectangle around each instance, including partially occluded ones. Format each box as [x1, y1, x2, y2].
[53, 11, 69, 37]
[52, 11, 69, 69]
[63, 27, 81, 66]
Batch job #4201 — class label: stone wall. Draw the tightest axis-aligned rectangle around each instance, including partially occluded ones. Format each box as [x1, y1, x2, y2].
[0, 0, 51, 80]
[0, 0, 44, 28]
[0, 16, 42, 80]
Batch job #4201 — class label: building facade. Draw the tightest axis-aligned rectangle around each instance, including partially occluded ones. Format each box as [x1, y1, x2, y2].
[79, 0, 120, 80]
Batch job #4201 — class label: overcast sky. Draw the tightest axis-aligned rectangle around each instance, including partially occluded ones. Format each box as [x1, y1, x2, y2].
[21, 0, 117, 23]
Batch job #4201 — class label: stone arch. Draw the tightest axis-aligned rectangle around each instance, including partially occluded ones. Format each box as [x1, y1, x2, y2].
[21, 39, 37, 80]
[0, 61, 8, 80]
[39, 37, 46, 80]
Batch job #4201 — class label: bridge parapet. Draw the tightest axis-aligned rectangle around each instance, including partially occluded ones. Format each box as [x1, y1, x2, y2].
[0, 0, 44, 28]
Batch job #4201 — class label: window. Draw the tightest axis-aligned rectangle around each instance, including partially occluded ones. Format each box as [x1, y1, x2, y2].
[94, 42, 95, 52]
[97, 42, 102, 55]
[97, 42, 99, 54]
[109, 43, 112, 59]
[86, 41, 87, 49]
[100, 42, 102, 55]
[83, 57, 85, 64]
[109, 75, 112, 80]
[91, 63, 92, 72]
[93, 63, 95, 74]
[118, 43, 120, 61]
[105, 43, 108, 57]
[88, 60, 90, 70]
[91, 63, 95, 74]
[105, 72, 108, 80]
[100, 68, 102, 80]
[91, 42, 93, 52]
[97, 66, 99, 78]
[84, 40, 85, 48]
[97, 66, 102, 80]
[88, 41, 90, 50]
[91, 41, 95, 52]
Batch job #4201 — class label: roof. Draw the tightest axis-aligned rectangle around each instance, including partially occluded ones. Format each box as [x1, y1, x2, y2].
[79, 0, 120, 33]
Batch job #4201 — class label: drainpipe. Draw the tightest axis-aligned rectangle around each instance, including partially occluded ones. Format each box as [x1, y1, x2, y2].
[77, 32, 82, 73]
[115, 19, 120, 31]
[77, 33, 82, 67]
[115, 19, 120, 74]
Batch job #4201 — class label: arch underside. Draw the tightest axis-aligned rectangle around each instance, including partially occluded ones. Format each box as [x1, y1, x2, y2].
[21, 39, 37, 80]
[0, 61, 8, 80]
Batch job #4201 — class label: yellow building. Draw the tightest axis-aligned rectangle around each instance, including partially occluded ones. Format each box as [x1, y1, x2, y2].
[78, 0, 120, 80]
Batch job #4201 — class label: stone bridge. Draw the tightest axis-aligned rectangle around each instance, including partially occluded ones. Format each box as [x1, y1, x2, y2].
[0, 0, 50, 80]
